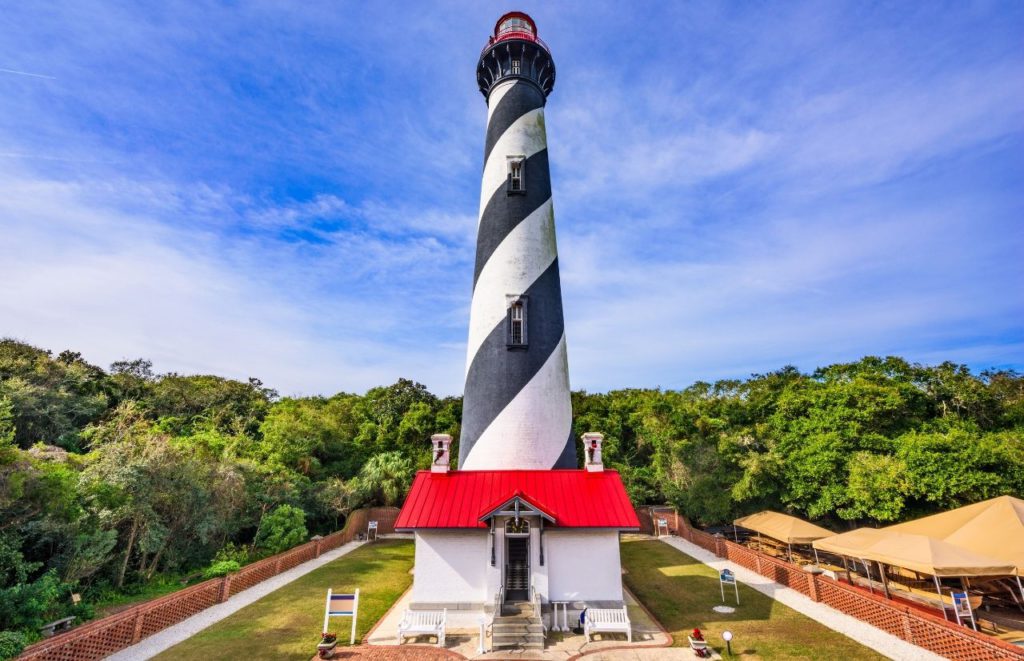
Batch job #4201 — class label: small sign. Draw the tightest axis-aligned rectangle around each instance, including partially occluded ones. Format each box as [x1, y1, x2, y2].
[367, 520, 378, 541]
[951, 591, 976, 630]
[720, 568, 740, 604]
[70, 593, 81, 605]
[323, 588, 360, 644]
[655, 518, 670, 537]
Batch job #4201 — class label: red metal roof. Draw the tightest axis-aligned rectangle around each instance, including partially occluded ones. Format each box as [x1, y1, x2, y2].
[395, 469, 640, 530]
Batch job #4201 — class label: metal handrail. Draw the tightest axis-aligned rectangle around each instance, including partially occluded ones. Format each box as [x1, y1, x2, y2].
[481, 31, 550, 55]
[530, 577, 547, 634]
[493, 585, 504, 617]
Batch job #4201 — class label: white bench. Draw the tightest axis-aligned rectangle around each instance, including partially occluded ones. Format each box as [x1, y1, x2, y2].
[396, 608, 446, 646]
[688, 635, 710, 656]
[583, 606, 631, 643]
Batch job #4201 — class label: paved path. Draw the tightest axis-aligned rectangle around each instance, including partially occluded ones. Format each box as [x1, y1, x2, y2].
[108, 540, 366, 660]
[658, 536, 943, 661]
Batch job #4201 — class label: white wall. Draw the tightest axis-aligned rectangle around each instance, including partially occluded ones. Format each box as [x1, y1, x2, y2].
[546, 531, 623, 602]
[412, 531, 489, 605]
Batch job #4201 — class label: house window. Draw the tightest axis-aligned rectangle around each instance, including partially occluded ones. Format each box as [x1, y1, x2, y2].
[511, 59, 521, 75]
[507, 297, 527, 348]
[507, 156, 525, 194]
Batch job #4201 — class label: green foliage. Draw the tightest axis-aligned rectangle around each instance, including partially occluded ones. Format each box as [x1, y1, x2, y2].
[0, 337, 1021, 644]
[202, 560, 240, 579]
[0, 630, 27, 660]
[255, 505, 307, 554]
[354, 451, 414, 507]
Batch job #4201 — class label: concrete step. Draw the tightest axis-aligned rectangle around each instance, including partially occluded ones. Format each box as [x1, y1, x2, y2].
[493, 633, 545, 650]
[493, 623, 545, 634]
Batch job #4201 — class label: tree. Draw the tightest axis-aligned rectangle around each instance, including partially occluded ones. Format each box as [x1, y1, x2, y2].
[255, 505, 307, 554]
[355, 452, 414, 507]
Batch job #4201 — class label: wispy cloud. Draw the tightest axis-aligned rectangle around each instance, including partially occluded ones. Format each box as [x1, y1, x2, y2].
[0, 1, 1021, 395]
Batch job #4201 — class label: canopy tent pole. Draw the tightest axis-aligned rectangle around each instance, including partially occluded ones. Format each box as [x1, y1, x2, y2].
[788, 543, 793, 563]
[863, 559, 874, 595]
[934, 574, 949, 621]
[733, 525, 739, 543]
[842, 557, 852, 585]
[877, 562, 891, 600]
[1016, 572, 1024, 606]
[813, 547, 820, 565]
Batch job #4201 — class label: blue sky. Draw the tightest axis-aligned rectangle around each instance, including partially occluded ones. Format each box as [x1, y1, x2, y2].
[1, 2, 1022, 396]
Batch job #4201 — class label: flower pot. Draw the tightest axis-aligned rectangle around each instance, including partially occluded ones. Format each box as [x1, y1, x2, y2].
[317, 641, 338, 659]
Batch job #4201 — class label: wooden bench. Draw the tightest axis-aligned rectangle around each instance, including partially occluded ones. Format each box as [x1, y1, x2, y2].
[396, 608, 446, 646]
[39, 616, 75, 638]
[583, 606, 631, 643]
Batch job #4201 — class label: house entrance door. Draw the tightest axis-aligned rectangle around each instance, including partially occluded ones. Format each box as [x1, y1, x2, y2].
[505, 536, 529, 601]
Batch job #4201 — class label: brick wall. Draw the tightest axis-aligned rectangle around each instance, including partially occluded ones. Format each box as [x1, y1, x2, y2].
[18, 506, 400, 661]
[664, 512, 1024, 661]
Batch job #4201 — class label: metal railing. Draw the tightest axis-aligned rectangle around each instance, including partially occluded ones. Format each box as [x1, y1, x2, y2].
[530, 577, 547, 634]
[481, 31, 550, 55]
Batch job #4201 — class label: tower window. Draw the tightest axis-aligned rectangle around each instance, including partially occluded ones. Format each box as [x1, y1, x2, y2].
[511, 59, 521, 75]
[507, 156, 525, 194]
[507, 296, 527, 348]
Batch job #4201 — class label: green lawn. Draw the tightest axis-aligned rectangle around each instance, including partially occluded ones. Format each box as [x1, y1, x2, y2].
[155, 539, 414, 661]
[621, 538, 885, 660]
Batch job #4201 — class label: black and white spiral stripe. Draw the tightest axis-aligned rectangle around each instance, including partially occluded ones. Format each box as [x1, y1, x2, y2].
[459, 78, 575, 470]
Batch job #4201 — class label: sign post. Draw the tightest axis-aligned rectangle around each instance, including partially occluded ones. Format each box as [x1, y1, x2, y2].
[720, 569, 739, 604]
[367, 520, 378, 542]
[950, 591, 976, 630]
[323, 588, 360, 644]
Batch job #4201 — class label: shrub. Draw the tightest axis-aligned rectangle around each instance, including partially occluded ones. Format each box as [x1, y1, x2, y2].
[0, 631, 27, 660]
[202, 560, 240, 579]
[255, 505, 308, 554]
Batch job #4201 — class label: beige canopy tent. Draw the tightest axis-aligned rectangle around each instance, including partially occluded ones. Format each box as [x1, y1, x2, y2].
[734, 510, 834, 563]
[888, 495, 1024, 574]
[734, 511, 833, 544]
[814, 523, 1022, 614]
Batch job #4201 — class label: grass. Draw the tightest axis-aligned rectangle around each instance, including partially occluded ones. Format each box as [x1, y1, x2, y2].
[155, 539, 414, 661]
[621, 538, 886, 660]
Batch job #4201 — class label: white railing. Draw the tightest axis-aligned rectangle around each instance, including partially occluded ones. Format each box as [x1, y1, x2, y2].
[530, 578, 547, 634]
[493, 585, 504, 616]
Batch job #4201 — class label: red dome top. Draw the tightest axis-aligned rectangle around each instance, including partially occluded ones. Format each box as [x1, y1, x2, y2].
[485, 11, 548, 53]
[493, 11, 537, 38]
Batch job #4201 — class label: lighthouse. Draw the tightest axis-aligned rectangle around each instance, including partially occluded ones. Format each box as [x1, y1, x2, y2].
[460, 12, 574, 471]
[395, 14, 638, 642]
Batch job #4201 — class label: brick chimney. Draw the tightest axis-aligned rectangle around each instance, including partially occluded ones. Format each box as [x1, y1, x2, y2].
[582, 432, 604, 472]
[431, 434, 452, 473]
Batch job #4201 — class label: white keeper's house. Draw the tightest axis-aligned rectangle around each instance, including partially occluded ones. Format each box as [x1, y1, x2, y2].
[395, 434, 639, 617]
[395, 11, 640, 629]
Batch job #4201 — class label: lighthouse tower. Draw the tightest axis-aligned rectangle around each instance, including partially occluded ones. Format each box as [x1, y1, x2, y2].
[395, 14, 639, 628]
[460, 12, 574, 471]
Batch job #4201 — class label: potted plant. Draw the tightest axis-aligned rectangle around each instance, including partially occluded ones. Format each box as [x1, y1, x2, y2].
[317, 632, 338, 658]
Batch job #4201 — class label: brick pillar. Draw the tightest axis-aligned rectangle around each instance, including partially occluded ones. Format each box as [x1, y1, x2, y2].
[314, 538, 322, 558]
[274, 557, 282, 574]
[901, 611, 914, 643]
[808, 574, 820, 602]
[131, 611, 146, 644]
[219, 574, 233, 603]
[755, 554, 762, 574]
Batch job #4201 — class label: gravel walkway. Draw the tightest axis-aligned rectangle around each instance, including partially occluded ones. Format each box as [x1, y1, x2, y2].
[107, 539, 366, 660]
[657, 536, 943, 661]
